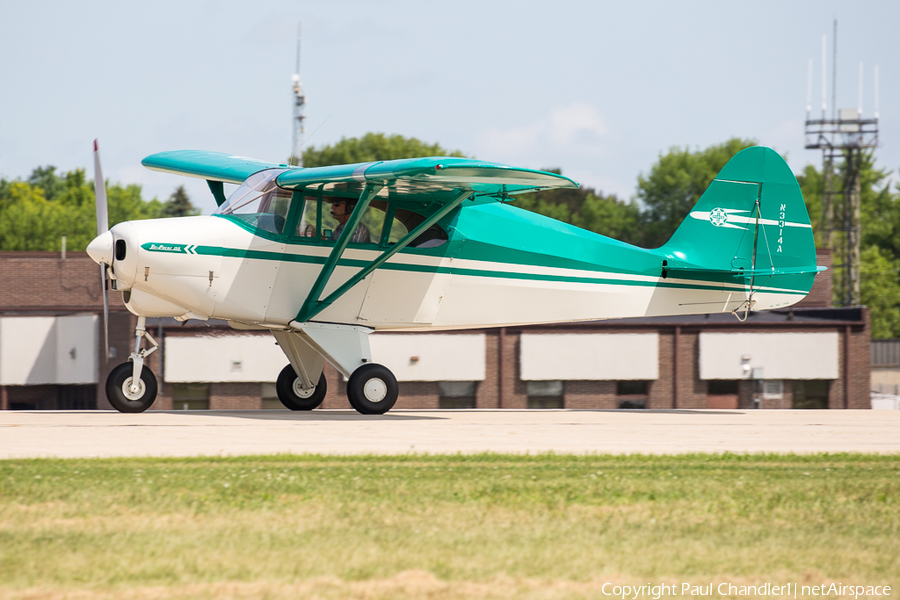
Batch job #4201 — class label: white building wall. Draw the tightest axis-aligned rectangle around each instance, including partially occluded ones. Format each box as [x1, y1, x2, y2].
[520, 333, 659, 380]
[699, 332, 839, 380]
[370, 334, 485, 382]
[164, 334, 285, 383]
[0, 315, 98, 385]
[164, 332, 486, 383]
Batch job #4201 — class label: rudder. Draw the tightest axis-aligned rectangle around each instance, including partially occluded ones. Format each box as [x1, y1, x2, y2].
[661, 146, 819, 306]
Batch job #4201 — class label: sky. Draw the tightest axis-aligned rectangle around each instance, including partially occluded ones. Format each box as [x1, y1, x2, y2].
[1, 0, 898, 214]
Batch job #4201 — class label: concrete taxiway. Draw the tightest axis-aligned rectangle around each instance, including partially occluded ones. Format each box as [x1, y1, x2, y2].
[0, 409, 898, 458]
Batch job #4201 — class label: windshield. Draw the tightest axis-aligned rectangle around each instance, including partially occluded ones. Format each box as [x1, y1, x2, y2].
[214, 169, 289, 216]
[214, 169, 293, 234]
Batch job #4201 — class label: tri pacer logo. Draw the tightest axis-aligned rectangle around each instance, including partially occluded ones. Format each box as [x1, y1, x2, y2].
[142, 243, 199, 255]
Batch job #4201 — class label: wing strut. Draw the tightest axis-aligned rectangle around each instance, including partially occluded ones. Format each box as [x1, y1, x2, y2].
[296, 184, 382, 322]
[296, 189, 470, 323]
[206, 180, 228, 206]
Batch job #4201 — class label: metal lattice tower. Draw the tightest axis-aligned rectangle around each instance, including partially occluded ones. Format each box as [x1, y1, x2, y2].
[804, 20, 879, 307]
[290, 24, 306, 167]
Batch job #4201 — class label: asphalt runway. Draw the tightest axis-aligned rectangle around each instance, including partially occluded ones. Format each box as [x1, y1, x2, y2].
[1, 409, 898, 458]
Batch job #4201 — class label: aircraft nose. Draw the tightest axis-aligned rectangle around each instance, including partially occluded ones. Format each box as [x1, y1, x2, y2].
[87, 231, 114, 265]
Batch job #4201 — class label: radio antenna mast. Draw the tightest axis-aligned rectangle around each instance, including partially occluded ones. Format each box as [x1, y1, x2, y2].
[290, 23, 306, 167]
[805, 20, 879, 307]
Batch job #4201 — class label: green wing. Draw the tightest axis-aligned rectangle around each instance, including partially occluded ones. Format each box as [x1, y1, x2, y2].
[141, 152, 577, 205]
[141, 150, 293, 184]
[274, 157, 577, 203]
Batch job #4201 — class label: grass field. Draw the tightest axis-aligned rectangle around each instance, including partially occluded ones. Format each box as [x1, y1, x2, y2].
[0, 453, 897, 599]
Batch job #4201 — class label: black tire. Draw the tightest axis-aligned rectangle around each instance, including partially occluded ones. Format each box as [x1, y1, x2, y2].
[106, 362, 158, 413]
[347, 363, 398, 415]
[276, 365, 327, 410]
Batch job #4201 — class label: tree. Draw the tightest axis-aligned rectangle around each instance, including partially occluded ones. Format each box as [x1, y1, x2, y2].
[636, 138, 756, 248]
[301, 132, 464, 168]
[515, 175, 642, 245]
[798, 152, 900, 337]
[161, 185, 199, 218]
[860, 246, 900, 339]
[0, 167, 163, 252]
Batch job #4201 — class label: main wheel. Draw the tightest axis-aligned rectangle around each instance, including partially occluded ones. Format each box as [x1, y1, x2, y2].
[276, 365, 327, 410]
[106, 362, 158, 413]
[347, 363, 398, 415]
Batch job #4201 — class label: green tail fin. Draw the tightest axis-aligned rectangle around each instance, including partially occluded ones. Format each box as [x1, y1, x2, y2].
[661, 146, 820, 294]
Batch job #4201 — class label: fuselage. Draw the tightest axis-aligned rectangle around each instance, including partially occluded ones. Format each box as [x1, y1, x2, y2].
[93, 201, 808, 331]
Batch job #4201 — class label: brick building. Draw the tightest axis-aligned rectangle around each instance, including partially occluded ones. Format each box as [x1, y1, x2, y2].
[0, 249, 871, 411]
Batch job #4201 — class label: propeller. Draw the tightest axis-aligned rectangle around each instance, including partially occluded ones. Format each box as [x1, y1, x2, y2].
[93, 139, 110, 361]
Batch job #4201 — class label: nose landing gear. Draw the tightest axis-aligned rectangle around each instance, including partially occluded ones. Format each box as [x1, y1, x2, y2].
[106, 316, 159, 413]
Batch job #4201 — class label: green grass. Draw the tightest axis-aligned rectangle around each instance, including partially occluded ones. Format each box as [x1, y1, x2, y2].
[0, 453, 898, 599]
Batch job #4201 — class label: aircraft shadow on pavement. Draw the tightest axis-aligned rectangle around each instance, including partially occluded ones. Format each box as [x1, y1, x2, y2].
[153, 409, 743, 420]
[584, 409, 747, 415]
[156, 410, 448, 422]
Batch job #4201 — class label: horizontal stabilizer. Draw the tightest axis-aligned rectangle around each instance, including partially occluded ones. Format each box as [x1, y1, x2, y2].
[665, 265, 827, 279]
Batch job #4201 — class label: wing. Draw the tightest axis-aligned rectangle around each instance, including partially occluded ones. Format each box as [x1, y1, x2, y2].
[274, 156, 578, 203]
[141, 150, 292, 184]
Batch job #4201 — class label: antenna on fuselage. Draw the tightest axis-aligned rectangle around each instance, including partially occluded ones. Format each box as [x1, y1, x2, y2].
[290, 22, 306, 167]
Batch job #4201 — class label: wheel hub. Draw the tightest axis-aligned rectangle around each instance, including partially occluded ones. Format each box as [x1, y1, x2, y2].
[363, 378, 388, 402]
[292, 377, 316, 399]
[121, 377, 146, 401]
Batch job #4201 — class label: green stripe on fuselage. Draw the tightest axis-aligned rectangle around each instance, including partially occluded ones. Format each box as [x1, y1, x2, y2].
[140, 242, 803, 296]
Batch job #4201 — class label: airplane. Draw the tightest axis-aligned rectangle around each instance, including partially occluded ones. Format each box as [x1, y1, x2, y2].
[86, 142, 822, 415]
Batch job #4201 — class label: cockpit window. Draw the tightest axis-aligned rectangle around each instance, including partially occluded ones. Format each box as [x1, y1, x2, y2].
[393, 209, 448, 248]
[215, 169, 293, 234]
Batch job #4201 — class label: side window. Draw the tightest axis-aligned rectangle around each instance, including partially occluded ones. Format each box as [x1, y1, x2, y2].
[321, 198, 386, 245]
[295, 196, 319, 239]
[386, 215, 409, 244]
[393, 209, 448, 248]
[255, 187, 293, 234]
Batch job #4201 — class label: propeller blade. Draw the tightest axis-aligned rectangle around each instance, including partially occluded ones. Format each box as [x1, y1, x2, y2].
[93, 139, 108, 235]
[100, 263, 110, 361]
[93, 139, 110, 361]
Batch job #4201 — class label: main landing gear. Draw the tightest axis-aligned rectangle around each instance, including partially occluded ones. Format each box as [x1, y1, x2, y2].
[106, 316, 159, 413]
[273, 323, 398, 415]
[347, 363, 398, 414]
[276, 366, 327, 410]
[275, 362, 398, 414]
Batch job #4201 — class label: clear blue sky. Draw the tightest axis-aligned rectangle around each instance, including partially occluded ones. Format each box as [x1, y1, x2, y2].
[1, 0, 897, 214]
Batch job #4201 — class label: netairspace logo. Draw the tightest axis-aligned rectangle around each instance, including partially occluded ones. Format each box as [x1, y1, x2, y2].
[599, 582, 892, 599]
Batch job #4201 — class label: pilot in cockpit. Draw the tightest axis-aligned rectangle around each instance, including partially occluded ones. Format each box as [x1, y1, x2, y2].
[329, 198, 371, 243]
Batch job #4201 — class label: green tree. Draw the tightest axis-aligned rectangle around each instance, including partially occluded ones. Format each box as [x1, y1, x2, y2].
[0, 182, 69, 251]
[860, 246, 900, 338]
[161, 185, 199, 218]
[0, 167, 162, 252]
[301, 132, 464, 167]
[636, 138, 756, 248]
[797, 152, 900, 336]
[515, 174, 641, 245]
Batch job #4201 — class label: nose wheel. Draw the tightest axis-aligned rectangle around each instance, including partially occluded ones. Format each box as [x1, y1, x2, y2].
[106, 362, 158, 412]
[347, 363, 398, 415]
[106, 315, 160, 413]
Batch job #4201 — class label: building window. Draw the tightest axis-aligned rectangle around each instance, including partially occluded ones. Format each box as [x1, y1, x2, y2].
[707, 380, 739, 409]
[171, 383, 210, 410]
[617, 381, 648, 409]
[527, 380, 564, 409]
[763, 380, 784, 399]
[792, 380, 829, 409]
[438, 381, 477, 409]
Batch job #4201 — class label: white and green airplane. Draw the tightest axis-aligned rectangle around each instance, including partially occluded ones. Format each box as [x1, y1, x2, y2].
[87, 143, 822, 414]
